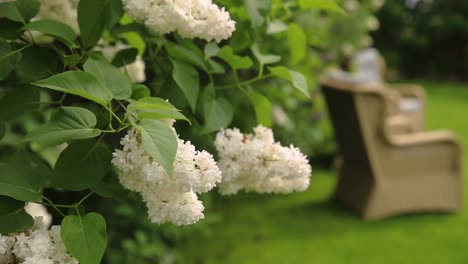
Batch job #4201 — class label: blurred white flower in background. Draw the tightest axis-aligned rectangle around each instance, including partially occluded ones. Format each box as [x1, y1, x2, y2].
[122, 58, 146, 83]
[360, 36, 374, 47]
[122, 0, 236, 42]
[372, 0, 386, 9]
[272, 105, 290, 128]
[341, 42, 355, 56]
[366, 16, 380, 31]
[344, 0, 359, 12]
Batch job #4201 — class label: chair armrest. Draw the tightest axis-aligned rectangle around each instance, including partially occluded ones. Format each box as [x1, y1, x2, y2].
[387, 83, 426, 100]
[384, 115, 418, 135]
[389, 130, 459, 146]
[382, 129, 462, 176]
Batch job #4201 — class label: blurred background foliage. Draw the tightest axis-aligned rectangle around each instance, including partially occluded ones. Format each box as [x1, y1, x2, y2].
[373, 0, 468, 80]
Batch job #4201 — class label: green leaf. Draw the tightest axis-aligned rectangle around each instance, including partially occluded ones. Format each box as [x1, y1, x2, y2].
[244, 0, 270, 27]
[106, 0, 124, 29]
[131, 84, 150, 100]
[268, 66, 310, 98]
[204, 42, 220, 59]
[91, 172, 128, 200]
[78, 0, 110, 48]
[251, 43, 281, 65]
[25, 106, 101, 146]
[84, 54, 132, 100]
[171, 60, 199, 113]
[61, 213, 107, 264]
[120, 32, 146, 56]
[15, 45, 60, 82]
[287, 23, 307, 65]
[135, 119, 178, 175]
[0, 121, 5, 140]
[249, 91, 272, 127]
[0, 0, 40, 22]
[0, 38, 22, 80]
[22, 19, 77, 47]
[127, 97, 189, 123]
[0, 195, 24, 215]
[165, 44, 209, 72]
[0, 152, 51, 202]
[111, 47, 138, 67]
[207, 59, 225, 74]
[217, 46, 253, 70]
[0, 19, 23, 39]
[52, 140, 112, 191]
[202, 98, 234, 134]
[33, 71, 113, 107]
[63, 54, 82, 67]
[298, 0, 345, 14]
[0, 84, 39, 121]
[0, 196, 33, 233]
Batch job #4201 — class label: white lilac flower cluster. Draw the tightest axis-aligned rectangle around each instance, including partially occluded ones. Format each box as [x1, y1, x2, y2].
[96, 42, 146, 83]
[37, 0, 80, 33]
[0, 218, 77, 264]
[112, 129, 222, 226]
[122, 0, 236, 42]
[215, 125, 312, 195]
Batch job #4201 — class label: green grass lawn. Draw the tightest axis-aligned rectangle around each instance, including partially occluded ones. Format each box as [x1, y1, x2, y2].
[182, 81, 468, 264]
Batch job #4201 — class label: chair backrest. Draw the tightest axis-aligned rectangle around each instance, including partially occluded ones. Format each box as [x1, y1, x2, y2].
[322, 80, 389, 181]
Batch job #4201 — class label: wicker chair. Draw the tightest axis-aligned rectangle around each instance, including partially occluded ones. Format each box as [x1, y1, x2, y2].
[321, 78, 463, 219]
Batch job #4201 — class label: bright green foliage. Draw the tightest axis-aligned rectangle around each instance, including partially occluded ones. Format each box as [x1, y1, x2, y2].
[204, 42, 220, 59]
[244, 0, 270, 27]
[136, 119, 178, 175]
[84, 54, 132, 100]
[217, 46, 254, 70]
[268, 66, 310, 98]
[0, 0, 40, 22]
[287, 23, 307, 65]
[22, 19, 77, 47]
[130, 84, 151, 100]
[166, 44, 209, 71]
[52, 140, 112, 191]
[127, 97, 189, 122]
[33, 71, 113, 107]
[202, 97, 234, 133]
[249, 91, 272, 127]
[25, 106, 101, 146]
[61, 212, 107, 264]
[298, 0, 345, 14]
[251, 44, 281, 66]
[171, 59, 200, 112]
